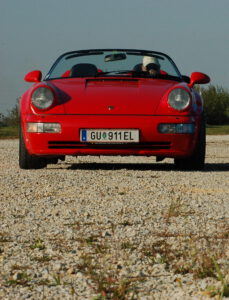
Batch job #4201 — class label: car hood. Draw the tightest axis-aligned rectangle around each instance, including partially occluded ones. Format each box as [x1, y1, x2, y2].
[50, 78, 178, 115]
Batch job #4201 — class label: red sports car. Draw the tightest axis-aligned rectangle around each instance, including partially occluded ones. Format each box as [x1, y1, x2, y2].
[20, 49, 210, 170]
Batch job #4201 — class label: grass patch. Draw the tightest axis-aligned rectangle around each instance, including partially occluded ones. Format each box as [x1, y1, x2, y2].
[141, 232, 229, 280]
[70, 219, 229, 298]
[74, 233, 140, 298]
[77, 253, 139, 299]
[206, 124, 229, 135]
[0, 126, 19, 139]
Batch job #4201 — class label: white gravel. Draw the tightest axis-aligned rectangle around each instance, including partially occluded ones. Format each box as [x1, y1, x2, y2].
[0, 136, 229, 299]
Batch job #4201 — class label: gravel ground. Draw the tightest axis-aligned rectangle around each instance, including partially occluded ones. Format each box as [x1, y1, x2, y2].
[0, 136, 229, 300]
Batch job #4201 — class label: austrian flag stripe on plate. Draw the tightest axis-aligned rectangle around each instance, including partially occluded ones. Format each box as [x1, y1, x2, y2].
[80, 129, 139, 143]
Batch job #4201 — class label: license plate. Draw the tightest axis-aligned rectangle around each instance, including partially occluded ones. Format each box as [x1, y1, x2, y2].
[80, 129, 139, 143]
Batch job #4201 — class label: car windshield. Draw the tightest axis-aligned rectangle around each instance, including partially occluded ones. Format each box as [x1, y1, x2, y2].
[46, 49, 182, 80]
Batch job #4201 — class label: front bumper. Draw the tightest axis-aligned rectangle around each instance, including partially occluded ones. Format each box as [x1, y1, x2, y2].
[22, 114, 200, 158]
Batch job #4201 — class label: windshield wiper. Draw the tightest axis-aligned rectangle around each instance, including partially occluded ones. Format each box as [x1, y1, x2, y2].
[95, 70, 181, 81]
[96, 69, 157, 78]
[96, 70, 132, 76]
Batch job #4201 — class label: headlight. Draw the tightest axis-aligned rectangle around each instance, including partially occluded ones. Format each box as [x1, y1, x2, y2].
[32, 87, 54, 109]
[168, 88, 191, 111]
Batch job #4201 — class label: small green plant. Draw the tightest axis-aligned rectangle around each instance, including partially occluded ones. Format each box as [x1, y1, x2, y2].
[36, 279, 51, 286]
[64, 221, 81, 229]
[205, 283, 229, 299]
[207, 259, 229, 298]
[119, 221, 132, 226]
[11, 264, 29, 271]
[192, 255, 217, 279]
[142, 240, 181, 267]
[118, 192, 126, 195]
[0, 233, 11, 243]
[93, 243, 109, 254]
[30, 239, 45, 250]
[31, 255, 52, 262]
[165, 197, 183, 220]
[7, 272, 31, 286]
[53, 274, 62, 286]
[86, 235, 98, 244]
[120, 241, 136, 251]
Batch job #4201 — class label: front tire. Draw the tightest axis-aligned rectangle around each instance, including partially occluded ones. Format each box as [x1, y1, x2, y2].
[174, 118, 206, 171]
[19, 125, 47, 169]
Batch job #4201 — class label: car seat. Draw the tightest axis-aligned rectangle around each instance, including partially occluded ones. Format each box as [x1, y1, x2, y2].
[70, 63, 98, 77]
[133, 63, 142, 72]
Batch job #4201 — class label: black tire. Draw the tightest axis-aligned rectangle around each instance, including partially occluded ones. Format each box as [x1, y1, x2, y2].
[174, 118, 206, 171]
[19, 125, 47, 169]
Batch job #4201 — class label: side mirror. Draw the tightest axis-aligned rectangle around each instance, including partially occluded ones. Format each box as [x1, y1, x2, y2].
[189, 72, 210, 88]
[24, 70, 42, 82]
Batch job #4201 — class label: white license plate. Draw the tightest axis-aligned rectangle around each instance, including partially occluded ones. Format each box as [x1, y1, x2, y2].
[80, 129, 139, 143]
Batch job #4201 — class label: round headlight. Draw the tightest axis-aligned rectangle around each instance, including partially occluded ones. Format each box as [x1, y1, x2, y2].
[32, 87, 54, 109]
[168, 88, 191, 111]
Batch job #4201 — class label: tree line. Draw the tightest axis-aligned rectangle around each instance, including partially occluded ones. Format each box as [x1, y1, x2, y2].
[0, 98, 19, 127]
[0, 85, 229, 126]
[199, 85, 229, 125]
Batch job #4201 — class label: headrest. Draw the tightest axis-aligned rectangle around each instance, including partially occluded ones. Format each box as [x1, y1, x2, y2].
[146, 63, 160, 71]
[143, 56, 160, 67]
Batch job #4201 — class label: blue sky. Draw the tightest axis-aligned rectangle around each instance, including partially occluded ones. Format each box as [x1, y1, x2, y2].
[1, 0, 229, 113]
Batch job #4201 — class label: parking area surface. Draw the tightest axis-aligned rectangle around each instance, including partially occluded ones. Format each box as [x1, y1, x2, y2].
[0, 136, 229, 299]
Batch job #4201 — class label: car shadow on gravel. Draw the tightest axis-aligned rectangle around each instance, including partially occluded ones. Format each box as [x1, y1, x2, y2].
[48, 162, 229, 172]
[66, 162, 175, 171]
[64, 162, 229, 171]
[204, 163, 229, 172]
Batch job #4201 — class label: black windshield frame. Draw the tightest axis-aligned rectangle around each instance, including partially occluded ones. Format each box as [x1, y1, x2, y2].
[44, 49, 182, 81]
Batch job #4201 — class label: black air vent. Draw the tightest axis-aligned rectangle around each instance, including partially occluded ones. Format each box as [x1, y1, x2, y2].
[48, 141, 171, 150]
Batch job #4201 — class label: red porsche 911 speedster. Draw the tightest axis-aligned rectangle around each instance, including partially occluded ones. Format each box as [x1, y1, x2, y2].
[19, 49, 210, 170]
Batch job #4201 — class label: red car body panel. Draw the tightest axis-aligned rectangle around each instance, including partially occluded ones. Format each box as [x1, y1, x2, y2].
[50, 78, 175, 115]
[21, 113, 200, 158]
[20, 49, 210, 165]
